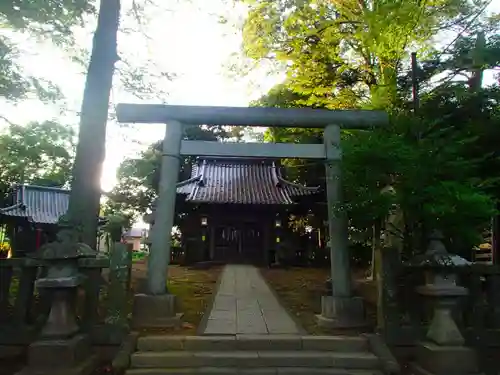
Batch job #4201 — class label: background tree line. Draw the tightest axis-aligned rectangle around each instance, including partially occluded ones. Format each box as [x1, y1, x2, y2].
[107, 0, 500, 262]
[1, 0, 499, 261]
[1, 0, 178, 238]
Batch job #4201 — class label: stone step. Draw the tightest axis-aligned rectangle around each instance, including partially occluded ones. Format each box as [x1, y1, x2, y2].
[126, 368, 383, 375]
[137, 335, 368, 352]
[130, 351, 379, 369]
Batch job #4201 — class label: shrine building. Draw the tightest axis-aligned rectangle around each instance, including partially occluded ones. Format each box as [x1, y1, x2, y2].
[148, 157, 322, 265]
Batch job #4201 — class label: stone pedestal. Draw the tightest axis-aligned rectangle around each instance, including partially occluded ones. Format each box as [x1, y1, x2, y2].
[132, 293, 183, 328]
[17, 334, 98, 375]
[316, 295, 365, 328]
[411, 341, 478, 375]
[411, 231, 479, 375]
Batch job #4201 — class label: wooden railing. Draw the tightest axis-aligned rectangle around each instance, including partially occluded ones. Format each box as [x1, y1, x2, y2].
[0, 242, 132, 346]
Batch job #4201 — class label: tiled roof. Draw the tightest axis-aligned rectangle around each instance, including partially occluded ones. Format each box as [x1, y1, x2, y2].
[176, 158, 320, 205]
[0, 185, 69, 224]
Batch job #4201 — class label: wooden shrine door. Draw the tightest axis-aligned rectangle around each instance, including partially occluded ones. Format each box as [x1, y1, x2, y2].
[213, 223, 263, 264]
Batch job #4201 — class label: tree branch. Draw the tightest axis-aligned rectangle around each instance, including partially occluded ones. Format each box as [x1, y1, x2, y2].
[0, 115, 17, 127]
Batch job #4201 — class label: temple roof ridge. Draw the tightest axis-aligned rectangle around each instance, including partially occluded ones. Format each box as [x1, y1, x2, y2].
[176, 157, 320, 205]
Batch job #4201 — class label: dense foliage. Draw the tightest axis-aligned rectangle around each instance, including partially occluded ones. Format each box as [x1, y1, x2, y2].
[2, 0, 498, 259]
[243, 0, 500, 255]
[0, 0, 95, 101]
[0, 121, 76, 205]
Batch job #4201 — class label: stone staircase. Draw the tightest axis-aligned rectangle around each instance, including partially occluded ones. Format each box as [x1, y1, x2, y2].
[125, 334, 384, 375]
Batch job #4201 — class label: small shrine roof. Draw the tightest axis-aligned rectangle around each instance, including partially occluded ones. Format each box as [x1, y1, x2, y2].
[176, 157, 320, 205]
[0, 184, 70, 224]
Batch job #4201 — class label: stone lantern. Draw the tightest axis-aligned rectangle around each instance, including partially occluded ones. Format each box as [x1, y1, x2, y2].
[411, 230, 478, 375]
[20, 218, 98, 374]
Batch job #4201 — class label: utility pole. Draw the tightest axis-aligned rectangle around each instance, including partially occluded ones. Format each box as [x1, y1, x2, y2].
[469, 31, 497, 264]
[411, 52, 420, 114]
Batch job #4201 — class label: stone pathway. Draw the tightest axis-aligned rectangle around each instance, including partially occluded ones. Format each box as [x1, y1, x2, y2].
[203, 265, 302, 335]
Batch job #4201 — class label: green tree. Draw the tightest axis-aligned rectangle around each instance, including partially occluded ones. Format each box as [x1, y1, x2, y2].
[242, 0, 488, 110]
[106, 125, 231, 221]
[0, 121, 76, 203]
[67, 0, 120, 248]
[0, 0, 95, 101]
[250, 27, 500, 257]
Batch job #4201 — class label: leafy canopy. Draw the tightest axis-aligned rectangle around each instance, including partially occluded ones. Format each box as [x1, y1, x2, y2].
[243, 0, 500, 253]
[0, 121, 76, 204]
[242, 0, 491, 109]
[0, 1, 95, 101]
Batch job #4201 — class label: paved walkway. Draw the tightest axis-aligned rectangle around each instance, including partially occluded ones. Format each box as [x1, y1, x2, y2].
[203, 265, 302, 335]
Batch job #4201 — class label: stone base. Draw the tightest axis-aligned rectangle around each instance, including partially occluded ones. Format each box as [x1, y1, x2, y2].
[132, 293, 183, 329]
[413, 341, 478, 375]
[316, 295, 365, 328]
[16, 354, 99, 375]
[16, 334, 97, 375]
[28, 334, 91, 368]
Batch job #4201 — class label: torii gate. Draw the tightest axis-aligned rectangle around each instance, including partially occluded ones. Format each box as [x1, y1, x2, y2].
[116, 104, 388, 328]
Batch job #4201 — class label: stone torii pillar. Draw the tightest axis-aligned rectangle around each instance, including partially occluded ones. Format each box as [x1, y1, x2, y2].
[318, 124, 365, 328]
[131, 120, 184, 328]
[148, 120, 183, 295]
[116, 104, 388, 329]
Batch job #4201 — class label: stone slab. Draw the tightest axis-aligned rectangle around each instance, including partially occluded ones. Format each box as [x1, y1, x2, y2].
[184, 336, 237, 351]
[302, 336, 367, 352]
[16, 354, 99, 375]
[415, 341, 478, 375]
[125, 369, 382, 375]
[27, 334, 90, 368]
[236, 335, 302, 351]
[130, 351, 378, 369]
[202, 265, 301, 335]
[138, 336, 185, 351]
[136, 335, 369, 352]
[204, 319, 237, 335]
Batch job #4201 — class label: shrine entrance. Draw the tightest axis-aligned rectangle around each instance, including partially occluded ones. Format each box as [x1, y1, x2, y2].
[214, 223, 263, 264]
[116, 103, 387, 328]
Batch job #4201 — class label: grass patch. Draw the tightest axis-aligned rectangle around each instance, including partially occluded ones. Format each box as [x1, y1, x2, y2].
[131, 251, 146, 262]
[260, 267, 377, 335]
[168, 266, 221, 335]
[130, 261, 222, 336]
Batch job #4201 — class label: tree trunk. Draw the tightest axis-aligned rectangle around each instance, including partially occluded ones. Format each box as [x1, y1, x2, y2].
[369, 220, 382, 281]
[68, 0, 121, 247]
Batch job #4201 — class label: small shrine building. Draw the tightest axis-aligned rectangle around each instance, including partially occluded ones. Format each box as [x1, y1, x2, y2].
[148, 157, 322, 265]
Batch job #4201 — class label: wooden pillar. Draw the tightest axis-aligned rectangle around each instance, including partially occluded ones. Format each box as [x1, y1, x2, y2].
[274, 214, 284, 265]
[200, 215, 209, 261]
[208, 227, 213, 261]
[263, 218, 270, 266]
[147, 120, 183, 295]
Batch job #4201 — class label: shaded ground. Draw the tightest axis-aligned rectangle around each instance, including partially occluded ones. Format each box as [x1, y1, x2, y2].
[260, 267, 377, 335]
[1, 260, 222, 375]
[90, 261, 222, 375]
[0, 354, 25, 375]
[130, 260, 222, 336]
